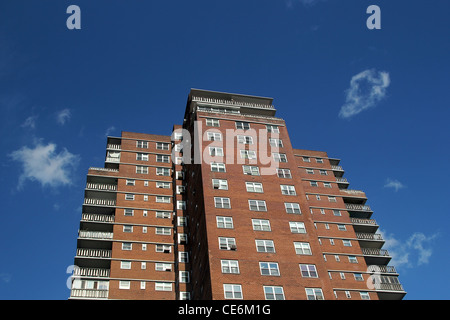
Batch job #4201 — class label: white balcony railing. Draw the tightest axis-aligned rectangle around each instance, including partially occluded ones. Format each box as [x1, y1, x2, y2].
[84, 198, 116, 206]
[107, 144, 121, 150]
[70, 289, 109, 299]
[81, 213, 115, 223]
[78, 230, 113, 240]
[86, 183, 117, 191]
[362, 248, 390, 257]
[345, 203, 372, 211]
[331, 165, 343, 171]
[73, 267, 110, 277]
[76, 248, 112, 258]
[367, 265, 397, 274]
[351, 218, 377, 225]
[89, 167, 119, 173]
[356, 233, 384, 241]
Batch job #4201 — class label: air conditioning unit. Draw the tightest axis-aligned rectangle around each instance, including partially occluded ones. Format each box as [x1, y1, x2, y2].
[228, 244, 237, 250]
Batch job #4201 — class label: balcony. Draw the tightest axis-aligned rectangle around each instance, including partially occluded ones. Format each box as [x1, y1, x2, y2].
[89, 167, 119, 173]
[86, 183, 117, 191]
[345, 203, 373, 218]
[331, 165, 344, 178]
[76, 248, 112, 259]
[356, 232, 384, 249]
[74, 267, 110, 278]
[367, 265, 398, 274]
[70, 289, 109, 299]
[335, 177, 349, 188]
[361, 248, 391, 265]
[107, 144, 121, 150]
[78, 230, 113, 240]
[84, 198, 116, 207]
[81, 213, 115, 223]
[351, 218, 378, 233]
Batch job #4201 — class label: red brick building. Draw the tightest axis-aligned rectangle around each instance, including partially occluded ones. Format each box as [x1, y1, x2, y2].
[69, 89, 405, 300]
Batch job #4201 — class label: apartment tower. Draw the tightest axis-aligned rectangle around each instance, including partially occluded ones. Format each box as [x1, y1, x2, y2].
[69, 89, 406, 300]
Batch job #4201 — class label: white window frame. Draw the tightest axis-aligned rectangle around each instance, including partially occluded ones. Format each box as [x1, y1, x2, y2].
[269, 138, 283, 147]
[155, 282, 172, 291]
[240, 150, 257, 159]
[266, 125, 279, 133]
[156, 142, 170, 150]
[255, 239, 275, 253]
[212, 178, 228, 190]
[136, 166, 148, 174]
[237, 135, 253, 145]
[205, 118, 220, 127]
[259, 262, 280, 276]
[294, 242, 312, 255]
[136, 141, 148, 148]
[277, 168, 291, 178]
[219, 237, 236, 250]
[284, 202, 301, 214]
[207, 132, 222, 141]
[273, 153, 287, 162]
[299, 264, 318, 278]
[156, 167, 170, 176]
[289, 221, 306, 234]
[252, 219, 271, 231]
[242, 165, 260, 176]
[221, 260, 240, 274]
[281, 185, 296, 195]
[209, 146, 224, 157]
[119, 280, 131, 290]
[235, 121, 250, 130]
[263, 286, 285, 300]
[156, 196, 171, 203]
[248, 200, 267, 211]
[211, 162, 226, 172]
[214, 197, 231, 209]
[223, 284, 243, 300]
[216, 216, 234, 229]
[156, 154, 170, 163]
[136, 153, 149, 161]
[245, 182, 263, 193]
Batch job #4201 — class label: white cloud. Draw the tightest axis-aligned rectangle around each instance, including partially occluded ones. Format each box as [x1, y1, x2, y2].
[384, 178, 405, 192]
[286, 0, 323, 8]
[9, 141, 80, 189]
[56, 108, 71, 125]
[380, 230, 439, 269]
[21, 115, 38, 129]
[104, 126, 116, 137]
[339, 69, 390, 119]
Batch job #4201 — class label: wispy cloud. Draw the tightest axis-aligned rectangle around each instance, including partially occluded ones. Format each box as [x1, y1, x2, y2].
[21, 115, 38, 129]
[384, 178, 405, 192]
[9, 140, 80, 189]
[287, 0, 323, 7]
[0, 273, 12, 284]
[56, 108, 71, 125]
[339, 69, 390, 119]
[104, 126, 116, 137]
[381, 230, 439, 269]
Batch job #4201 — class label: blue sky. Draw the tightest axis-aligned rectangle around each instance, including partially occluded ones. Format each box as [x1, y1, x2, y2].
[0, 0, 448, 299]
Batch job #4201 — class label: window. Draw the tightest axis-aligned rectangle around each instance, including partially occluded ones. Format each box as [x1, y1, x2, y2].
[179, 252, 189, 262]
[299, 264, 318, 278]
[316, 158, 324, 163]
[136, 166, 148, 174]
[122, 242, 132, 251]
[156, 196, 171, 203]
[306, 169, 314, 174]
[343, 239, 352, 247]
[245, 182, 263, 193]
[252, 219, 271, 231]
[177, 216, 187, 226]
[179, 271, 190, 283]
[156, 244, 172, 253]
[156, 182, 170, 189]
[155, 282, 172, 291]
[214, 197, 231, 209]
[120, 261, 131, 269]
[284, 202, 301, 214]
[306, 288, 324, 300]
[240, 150, 257, 159]
[360, 292, 371, 300]
[237, 135, 253, 144]
[277, 168, 291, 178]
[328, 196, 337, 202]
[259, 262, 280, 276]
[345, 291, 352, 299]
[140, 282, 146, 290]
[207, 132, 222, 141]
[119, 281, 130, 290]
[177, 200, 186, 210]
[209, 147, 224, 156]
[235, 121, 250, 130]
[136, 141, 148, 148]
[269, 138, 283, 147]
[348, 256, 358, 264]
[289, 222, 306, 234]
[219, 237, 236, 250]
[211, 162, 226, 172]
[319, 170, 328, 176]
[125, 194, 135, 200]
[266, 125, 279, 133]
[242, 165, 260, 176]
[294, 242, 312, 255]
[212, 179, 228, 190]
[156, 227, 171, 235]
[180, 292, 190, 300]
[156, 142, 170, 150]
[156, 211, 171, 219]
[223, 284, 243, 299]
[249, 200, 267, 211]
[176, 185, 185, 194]
[324, 182, 332, 188]
[273, 153, 287, 162]
[255, 239, 275, 253]
[141, 262, 147, 269]
[205, 118, 220, 127]
[281, 185, 296, 195]
[310, 181, 318, 187]
[337, 224, 347, 231]
[173, 132, 183, 140]
[123, 225, 133, 233]
[142, 226, 147, 233]
[333, 209, 341, 216]
[156, 155, 170, 163]
[124, 209, 134, 216]
[221, 260, 239, 274]
[354, 273, 364, 281]
[176, 171, 184, 179]
[155, 263, 172, 271]
[136, 153, 149, 161]
[126, 179, 135, 186]
[302, 156, 310, 162]
[156, 167, 170, 176]
[263, 286, 285, 300]
[217, 216, 234, 229]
